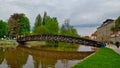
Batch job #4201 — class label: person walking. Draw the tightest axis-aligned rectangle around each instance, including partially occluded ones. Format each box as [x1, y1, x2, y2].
[115, 41, 119, 48]
[100, 42, 106, 48]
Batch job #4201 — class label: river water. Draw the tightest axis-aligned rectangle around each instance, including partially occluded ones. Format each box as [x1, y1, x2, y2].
[0, 45, 94, 68]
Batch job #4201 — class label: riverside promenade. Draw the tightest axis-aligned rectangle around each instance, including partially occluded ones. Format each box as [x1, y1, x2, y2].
[106, 44, 120, 55]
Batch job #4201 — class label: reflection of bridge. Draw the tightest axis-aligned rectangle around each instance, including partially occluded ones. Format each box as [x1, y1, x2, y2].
[17, 34, 101, 47]
[17, 46, 94, 60]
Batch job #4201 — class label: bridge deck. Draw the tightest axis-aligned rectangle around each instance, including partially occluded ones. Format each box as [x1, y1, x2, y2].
[17, 34, 101, 47]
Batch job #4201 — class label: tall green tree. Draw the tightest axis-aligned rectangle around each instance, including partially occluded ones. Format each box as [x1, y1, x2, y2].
[33, 14, 43, 34]
[45, 17, 59, 34]
[34, 14, 42, 28]
[18, 14, 30, 35]
[33, 13, 59, 35]
[0, 20, 8, 38]
[42, 11, 47, 25]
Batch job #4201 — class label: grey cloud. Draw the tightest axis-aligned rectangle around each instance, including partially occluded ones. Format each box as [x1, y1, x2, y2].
[73, 23, 100, 28]
[69, 0, 120, 25]
[0, 0, 120, 36]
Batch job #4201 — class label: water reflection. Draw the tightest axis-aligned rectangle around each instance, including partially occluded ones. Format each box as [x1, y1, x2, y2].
[78, 45, 93, 51]
[0, 48, 5, 64]
[0, 46, 93, 68]
[5, 47, 29, 68]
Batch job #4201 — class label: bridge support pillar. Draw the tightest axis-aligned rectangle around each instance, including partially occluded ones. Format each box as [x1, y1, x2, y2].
[17, 41, 26, 45]
[54, 41, 58, 47]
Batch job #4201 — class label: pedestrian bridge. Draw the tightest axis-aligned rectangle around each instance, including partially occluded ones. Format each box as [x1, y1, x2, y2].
[17, 34, 101, 47]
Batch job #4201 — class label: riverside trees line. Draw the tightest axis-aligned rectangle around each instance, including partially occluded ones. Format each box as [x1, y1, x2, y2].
[0, 12, 79, 39]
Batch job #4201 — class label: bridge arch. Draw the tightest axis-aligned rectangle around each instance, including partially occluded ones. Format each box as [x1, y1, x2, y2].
[17, 34, 101, 47]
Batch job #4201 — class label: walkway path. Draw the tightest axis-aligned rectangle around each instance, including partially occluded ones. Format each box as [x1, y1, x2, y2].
[106, 44, 120, 55]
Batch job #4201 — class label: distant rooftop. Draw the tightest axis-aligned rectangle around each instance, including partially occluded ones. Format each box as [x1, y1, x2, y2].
[103, 19, 114, 24]
[97, 19, 114, 29]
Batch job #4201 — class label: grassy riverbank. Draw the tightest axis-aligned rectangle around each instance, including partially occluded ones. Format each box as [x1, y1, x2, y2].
[0, 40, 17, 47]
[72, 48, 120, 68]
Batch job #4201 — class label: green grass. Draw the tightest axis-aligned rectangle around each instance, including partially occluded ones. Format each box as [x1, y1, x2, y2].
[0, 40, 17, 47]
[72, 48, 120, 68]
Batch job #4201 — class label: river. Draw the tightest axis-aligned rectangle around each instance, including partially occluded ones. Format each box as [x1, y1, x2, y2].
[0, 45, 94, 68]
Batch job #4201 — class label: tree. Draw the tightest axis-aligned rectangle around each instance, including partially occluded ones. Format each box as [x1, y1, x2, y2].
[0, 20, 8, 38]
[8, 13, 30, 38]
[110, 26, 116, 32]
[33, 25, 46, 34]
[42, 11, 47, 25]
[33, 14, 43, 34]
[34, 14, 42, 28]
[45, 17, 59, 34]
[33, 13, 59, 35]
[59, 20, 79, 47]
[8, 13, 19, 38]
[60, 20, 79, 37]
[115, 16, 120, 30]
[70, 27, 79, 37]
[18, 14, 30, 35]
[111, 16, 120, 32]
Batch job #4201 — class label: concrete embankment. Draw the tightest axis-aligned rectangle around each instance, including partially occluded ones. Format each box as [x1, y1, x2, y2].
[106, 44, 120, 54]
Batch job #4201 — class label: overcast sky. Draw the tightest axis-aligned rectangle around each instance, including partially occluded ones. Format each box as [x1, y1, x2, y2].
[0, 0, 120, 36]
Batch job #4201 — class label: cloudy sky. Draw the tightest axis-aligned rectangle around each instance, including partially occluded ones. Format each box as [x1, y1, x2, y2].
[0, 0, 120, 36]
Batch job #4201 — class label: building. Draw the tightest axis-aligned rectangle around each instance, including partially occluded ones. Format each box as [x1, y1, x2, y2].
[91, 31, 97, 40]
[110, 30, 120, 43]
[96, 19, 115, 42]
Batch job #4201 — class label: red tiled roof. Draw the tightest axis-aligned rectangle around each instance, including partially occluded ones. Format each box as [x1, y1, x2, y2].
[91, 33, 97, 36]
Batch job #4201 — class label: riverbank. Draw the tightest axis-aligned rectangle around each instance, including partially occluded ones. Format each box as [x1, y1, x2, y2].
[72, 48, 120, 68]
[106, 44, 120, 54]
[0, 40, 18, 48]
